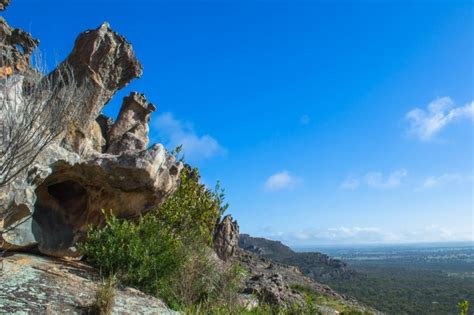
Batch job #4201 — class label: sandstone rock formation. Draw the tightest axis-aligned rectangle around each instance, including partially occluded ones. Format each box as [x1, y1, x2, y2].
[0, 12, 182, 257]
[0, 253, 178, 314]
[214, 214, 239, 261]
[0, 0, 9, 11]
[55, 21, 143, 154]
[0, 15, 39, 76]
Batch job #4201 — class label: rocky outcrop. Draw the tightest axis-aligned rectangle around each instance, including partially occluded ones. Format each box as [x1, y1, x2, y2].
[214, 214, 239, 261]
[239, 233, 294, 259]
[233, 248, 376, 314]
[0, 253, 178, 314]
[56, 22, 143, 154]
[0, 0, 9, 11]
[0, 15, 39, 76]
[0, 10, 182, 257]
[107, 92, 155, 154]
[239, 234, 356, 282]
[244, 272, 303, 306]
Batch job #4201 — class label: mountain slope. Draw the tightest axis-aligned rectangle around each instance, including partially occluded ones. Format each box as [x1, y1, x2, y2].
[239, 234, 356, 282]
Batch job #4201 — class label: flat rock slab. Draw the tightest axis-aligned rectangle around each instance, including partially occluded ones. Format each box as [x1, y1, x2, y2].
[0, 253, 178, 314]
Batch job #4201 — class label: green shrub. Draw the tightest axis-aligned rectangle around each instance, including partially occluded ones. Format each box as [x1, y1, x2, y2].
[290, 284, 370, 315]
[80, 212, 185, 296]
[80, 161, 235, 311]
[160, 245, 246, 311]
[457, 300, 469, 315]
[80, 212, 245, 312]
[156, 165, 228, 245]
[80, 157, 260, 314]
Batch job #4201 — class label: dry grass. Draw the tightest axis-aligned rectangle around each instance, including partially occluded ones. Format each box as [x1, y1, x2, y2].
[86, 275, 116, 315]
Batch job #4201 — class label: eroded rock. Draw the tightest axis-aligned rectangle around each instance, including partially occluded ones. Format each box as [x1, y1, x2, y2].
[0, 15, 182, 257]
[234, 249, 377, 313]
[244, 272, 301, 305]
[107, 92, 156, 154]
[0, 253, 178, 314]
[53, 22, 143, 154]
[214, 214, 239, 261]
[0, 0, 9, 11]
[0, 16, 39, 76]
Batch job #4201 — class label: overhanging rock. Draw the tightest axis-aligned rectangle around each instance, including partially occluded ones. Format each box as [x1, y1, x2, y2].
[0, 16, 182, 257]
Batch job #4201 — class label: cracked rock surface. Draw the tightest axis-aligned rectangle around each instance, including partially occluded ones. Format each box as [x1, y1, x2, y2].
[0, 253, 178, 314]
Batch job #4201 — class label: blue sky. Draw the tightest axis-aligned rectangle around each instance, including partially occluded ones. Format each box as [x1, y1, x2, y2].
[4, 0, 473, 245]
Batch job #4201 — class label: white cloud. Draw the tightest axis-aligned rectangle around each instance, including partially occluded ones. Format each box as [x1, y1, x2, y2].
[365, 169, 408, 188]
[340, 177, 360, 190]
[153, 112, 226, 161]
[264, 171, 298, 192]
[341, 169, 407, 190]
[420, 173, 473, 189]
[262, 225, 473, 245]
[405, 97, 474, 141]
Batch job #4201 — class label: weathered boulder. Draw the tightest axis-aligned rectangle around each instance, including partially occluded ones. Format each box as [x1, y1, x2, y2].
[214, 214, 239, 261]
[0, 13, 182, 257]
[234, 249, 377, 313]
[0, 16, 39, 76]
[107, 92, 155, 154]
[0, 0, 9, 11]
[54, 22, 143, 154]
[244, 272, 302, 306]
[0, 253, 178, 314]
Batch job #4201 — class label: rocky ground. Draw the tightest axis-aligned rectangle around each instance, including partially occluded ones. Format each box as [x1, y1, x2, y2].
[0, 252, 177, 314]
[239, 234, 357, 282]
[233, 248, 379, 314]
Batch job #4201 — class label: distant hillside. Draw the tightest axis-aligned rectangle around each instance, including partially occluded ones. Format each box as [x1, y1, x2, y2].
[240, 235, 474, 314]
[239, 234, 294, 260]
[239, 234, 356, 282]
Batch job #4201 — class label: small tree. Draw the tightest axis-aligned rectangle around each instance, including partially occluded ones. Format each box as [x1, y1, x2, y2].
[0, 52, 82, 187]
[457, 300, 469, 315]
[156, 165, 228, 245]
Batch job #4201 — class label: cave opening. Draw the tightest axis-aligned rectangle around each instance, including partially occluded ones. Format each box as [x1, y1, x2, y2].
[32, 179, 89, 257]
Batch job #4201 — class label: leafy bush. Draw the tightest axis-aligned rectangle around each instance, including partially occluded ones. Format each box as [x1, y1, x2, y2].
[80, 212, 185, 296]
[156, 165, 228, 245]
[164, 246, 246, 310]
[457, 299, 469, 315]
[80, 161, 237, 311]
[80, 212, 247, 311]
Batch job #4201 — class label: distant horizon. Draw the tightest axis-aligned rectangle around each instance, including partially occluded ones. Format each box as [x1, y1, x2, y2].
[241, 232, 474, 250]
[291, 240, 474, 251]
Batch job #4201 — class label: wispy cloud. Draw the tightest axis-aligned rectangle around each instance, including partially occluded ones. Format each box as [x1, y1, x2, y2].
[340, 177, 360, 190]
[262, 225, 473, 245]
[405, 97, 474, 141]
[300, 115, 311, 125]
[420, 173, 473, 189]
[264, 171, 298, 192]
[153, 112, 226, 161]
[341, 169, 408, 190]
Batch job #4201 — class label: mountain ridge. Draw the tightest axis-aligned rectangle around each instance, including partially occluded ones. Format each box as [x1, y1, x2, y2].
[239, 234, 356, 282]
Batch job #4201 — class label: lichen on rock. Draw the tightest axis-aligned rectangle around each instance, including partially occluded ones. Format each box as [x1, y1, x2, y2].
[0, 253, 179, 314]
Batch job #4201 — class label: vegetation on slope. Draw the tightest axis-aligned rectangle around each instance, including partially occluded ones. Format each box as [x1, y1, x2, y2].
[326, 264, 474, 315]
[80, 160, 364, 314]
[80, 165, 241, 311]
